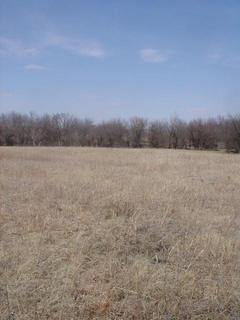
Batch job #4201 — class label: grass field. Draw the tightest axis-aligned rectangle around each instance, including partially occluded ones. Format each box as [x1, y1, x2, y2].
[1, 147, 240, 319]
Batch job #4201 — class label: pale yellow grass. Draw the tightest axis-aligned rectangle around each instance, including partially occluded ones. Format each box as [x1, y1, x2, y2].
[0, 147, 240, 320]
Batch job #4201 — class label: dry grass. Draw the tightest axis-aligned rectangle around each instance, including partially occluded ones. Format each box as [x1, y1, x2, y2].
[0, 147, 240, 320]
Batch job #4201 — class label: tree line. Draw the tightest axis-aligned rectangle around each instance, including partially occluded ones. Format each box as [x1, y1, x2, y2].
[0, 112, 239, 153]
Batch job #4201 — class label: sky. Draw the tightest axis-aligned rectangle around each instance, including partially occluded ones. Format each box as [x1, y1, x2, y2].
[0, 0, 240, 121]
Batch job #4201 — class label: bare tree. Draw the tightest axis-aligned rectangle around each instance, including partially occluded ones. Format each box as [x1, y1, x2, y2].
[188, 119, 218, 150]
[129, 117, 147, 148]
[224, 115, 240, 153]
[148, 120, 168, 148]
[168, 116, 187, 149]
[0, 111, 239, 152]
[26, 112, 44, 146]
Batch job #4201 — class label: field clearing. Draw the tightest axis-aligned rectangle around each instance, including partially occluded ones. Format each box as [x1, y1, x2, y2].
[0, 147, 240, 319]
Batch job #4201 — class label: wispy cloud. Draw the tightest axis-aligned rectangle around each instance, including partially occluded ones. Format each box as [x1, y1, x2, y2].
[186, 107, 209, 118]
[25, 64, 45, 70]
[0, 32, 106, 59]
[208, 53, 223, 62]
[140, 48, 169, 63]
[45, 33, 106, 58]
[208, 52, 240, 66]
[0, 37, 38, 57]
[0, 90, 13, 97]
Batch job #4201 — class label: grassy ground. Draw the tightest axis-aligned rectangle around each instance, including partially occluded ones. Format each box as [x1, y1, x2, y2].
[0, 147, 240, 320]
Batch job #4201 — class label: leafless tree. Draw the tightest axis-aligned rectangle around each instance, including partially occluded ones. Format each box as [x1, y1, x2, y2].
[148, 120, 168, 148]
[224, 115, 240, 153]
[129, 117, 147, 148]
[168, 116, 187, 149]
[0, 111, 239, 152]
[188, 119, 218, 150]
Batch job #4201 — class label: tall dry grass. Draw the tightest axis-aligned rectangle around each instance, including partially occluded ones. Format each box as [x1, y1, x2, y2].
[0, 147, 240, 319]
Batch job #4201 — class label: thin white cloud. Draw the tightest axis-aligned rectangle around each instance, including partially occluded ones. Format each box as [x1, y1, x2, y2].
[0, 37, 38, 57]
[186, 107, 209, 117]
[45, 33, 106, 58]
[208, 53, 223, 62]
[208, 52, 240, 66]
[0, 90, 13, 97]
[0, 33, 106, 59]
[25, 64, 45, 70]
[140, 48, 169, 63]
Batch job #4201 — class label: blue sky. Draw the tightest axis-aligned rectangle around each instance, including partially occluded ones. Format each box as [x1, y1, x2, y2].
[0, 0, 240, 121]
